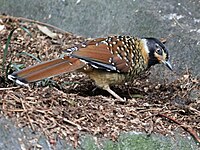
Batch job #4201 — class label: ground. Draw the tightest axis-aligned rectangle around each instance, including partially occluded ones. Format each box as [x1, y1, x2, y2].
[0, 15, 199, 148]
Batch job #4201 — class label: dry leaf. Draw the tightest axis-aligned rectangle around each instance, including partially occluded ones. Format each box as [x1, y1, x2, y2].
[37, 25, 57, 39]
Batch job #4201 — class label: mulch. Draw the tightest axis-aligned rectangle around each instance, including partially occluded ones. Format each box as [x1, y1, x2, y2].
[0, 15, 199, 147]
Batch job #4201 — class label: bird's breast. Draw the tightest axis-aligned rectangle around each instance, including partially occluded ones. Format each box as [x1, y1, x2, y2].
[83, 69, 126, 88]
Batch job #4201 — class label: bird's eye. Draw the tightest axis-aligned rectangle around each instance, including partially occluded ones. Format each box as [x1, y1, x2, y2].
[156, 48, 162, 55]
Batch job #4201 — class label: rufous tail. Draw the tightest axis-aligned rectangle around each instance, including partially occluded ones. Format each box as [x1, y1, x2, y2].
[8, 56, 84, 86]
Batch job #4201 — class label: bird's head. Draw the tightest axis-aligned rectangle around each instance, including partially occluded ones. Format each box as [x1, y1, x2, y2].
[142, 37, 172, 71]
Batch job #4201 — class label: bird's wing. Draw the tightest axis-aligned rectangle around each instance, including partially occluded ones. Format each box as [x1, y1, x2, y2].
[69, 36, 135, 73]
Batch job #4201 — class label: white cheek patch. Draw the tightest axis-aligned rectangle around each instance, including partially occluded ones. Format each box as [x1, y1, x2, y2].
[141, 39, 150, 54]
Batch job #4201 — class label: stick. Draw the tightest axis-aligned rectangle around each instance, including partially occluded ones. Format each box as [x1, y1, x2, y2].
[158, 113, 200, 143]
[0, 87, 19, 90]
[0, 15, 71, 34]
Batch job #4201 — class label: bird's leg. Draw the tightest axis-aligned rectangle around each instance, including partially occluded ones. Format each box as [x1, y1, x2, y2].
[103, 86, 126, 102]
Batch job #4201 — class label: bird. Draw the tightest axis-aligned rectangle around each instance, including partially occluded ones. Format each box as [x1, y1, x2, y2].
[8, 35, 172, 101]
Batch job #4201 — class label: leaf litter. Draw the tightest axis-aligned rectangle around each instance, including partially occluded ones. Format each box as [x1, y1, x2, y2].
[0, 15, 199, 147]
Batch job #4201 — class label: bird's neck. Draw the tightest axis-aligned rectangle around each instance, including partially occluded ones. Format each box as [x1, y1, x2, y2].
[139, 39, 150, 65]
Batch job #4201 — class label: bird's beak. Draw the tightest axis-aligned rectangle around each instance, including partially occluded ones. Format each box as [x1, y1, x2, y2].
[162, 60, 173, 71]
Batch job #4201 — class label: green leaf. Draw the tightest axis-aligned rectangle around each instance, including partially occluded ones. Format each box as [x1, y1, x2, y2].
[2, 28, 16, 74]
[20, 26, 32, 37]
[17, 51, 41, 62]
[11, 63, 25, 71]
[131, 94, 144, 98]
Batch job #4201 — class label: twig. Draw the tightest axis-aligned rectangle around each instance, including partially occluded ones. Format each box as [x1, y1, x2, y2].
[138, 108, 162, 113]
[62, 118, 89, 132]
[173, 16, 184, 29]
[20, 98, 35, 131]
[73, 128, 79, 148]
[5, 109, 25, 112]
[0, 87, 20, 90]
[158, 113, 200, 143]
[63, 118, 82, 130]
[188, 106, 200, 116]
[0, 15, 71, 34]
[142, 113, 158, 121]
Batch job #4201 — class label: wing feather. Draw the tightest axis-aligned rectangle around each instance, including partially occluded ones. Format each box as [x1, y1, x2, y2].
[69, 36, 135, 73]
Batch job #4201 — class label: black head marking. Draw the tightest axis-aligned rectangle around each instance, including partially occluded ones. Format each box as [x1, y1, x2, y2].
[144, 37, 170, 68]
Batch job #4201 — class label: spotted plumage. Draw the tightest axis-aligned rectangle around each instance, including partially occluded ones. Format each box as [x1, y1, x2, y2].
[8, 35, 172, 101]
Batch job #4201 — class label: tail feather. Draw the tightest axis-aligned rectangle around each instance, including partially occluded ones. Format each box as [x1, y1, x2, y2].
[8, 56, 84, 85]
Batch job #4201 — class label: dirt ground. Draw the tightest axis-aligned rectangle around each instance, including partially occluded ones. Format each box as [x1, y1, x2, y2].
[0, 15, 199, 147]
